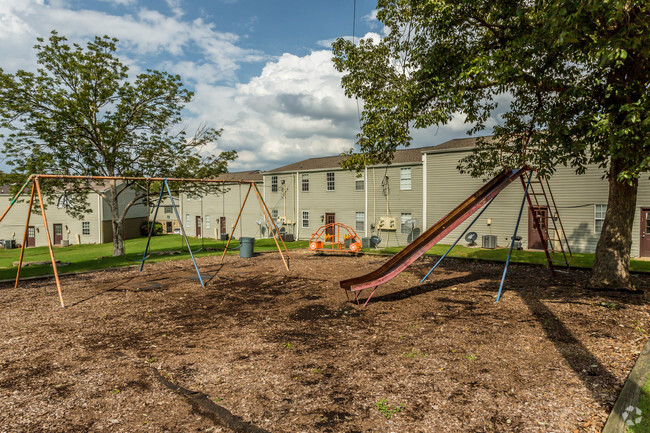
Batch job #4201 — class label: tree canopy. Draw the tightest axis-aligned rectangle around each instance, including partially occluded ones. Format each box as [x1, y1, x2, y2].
[0, 31, 236, 255]
[332, 1, 650, 288]
[332, 0, 649, 178]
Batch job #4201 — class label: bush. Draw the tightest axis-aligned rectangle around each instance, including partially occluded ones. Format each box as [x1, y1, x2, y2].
[140, 221, 163, 236]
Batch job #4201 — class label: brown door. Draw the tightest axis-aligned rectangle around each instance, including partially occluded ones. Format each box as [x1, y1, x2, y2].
[27, 226, 35, 247]
[53, 224, 63, 245]
[641, 208, 650, 257]
[166, 222, 172, 233]
[528, 206, 548, 250]
[220, 217, 227, 235]
[196, 216, 202, 238]
[325, 213, 335, 236]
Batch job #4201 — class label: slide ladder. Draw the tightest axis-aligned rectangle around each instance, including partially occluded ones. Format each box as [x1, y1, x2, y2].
[522, 172, 572, 272]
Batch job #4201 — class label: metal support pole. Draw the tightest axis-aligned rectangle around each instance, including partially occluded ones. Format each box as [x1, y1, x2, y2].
[496, 170, 533, 302]
[221, 183, 252, 260]
[15, 182, 36, 288]
[34, 178, 65, 308]
[252, 183, 292, 260]
[420, 195, 497, 284]
[165, 180, 205, 287]
[139, 181, 165, 271]
[251, 184, 290, 271]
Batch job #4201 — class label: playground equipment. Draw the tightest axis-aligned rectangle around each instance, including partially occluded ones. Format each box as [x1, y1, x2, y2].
[308, 223, 362, 253]
[340, 167, 572, 307]
[0, 174, 291, 308]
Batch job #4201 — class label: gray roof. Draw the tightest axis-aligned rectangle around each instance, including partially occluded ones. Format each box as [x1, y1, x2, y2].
[0, 185, 10, 195]
[265, 135, 488, 173]
[215, 170, 263, 182]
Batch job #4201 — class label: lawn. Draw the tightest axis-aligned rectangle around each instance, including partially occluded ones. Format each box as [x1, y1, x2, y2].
[377, 244, 650, 273]
[0, 235, 308, 280]
[1, 235, 648, 281]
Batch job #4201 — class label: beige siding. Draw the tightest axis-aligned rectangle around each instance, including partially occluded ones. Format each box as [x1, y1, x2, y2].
[178, 183, 265, 240]
[264, 163, 424, 248]
[425, 150, 650, 257]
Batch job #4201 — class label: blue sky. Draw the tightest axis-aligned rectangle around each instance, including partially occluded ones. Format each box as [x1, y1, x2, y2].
[1, 0, 490, 172]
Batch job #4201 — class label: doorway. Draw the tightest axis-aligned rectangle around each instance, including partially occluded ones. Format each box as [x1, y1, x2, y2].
[325, 213, 335, 236]
[220, 217, 227, 235]
[166, 221, 172, 233]
[528, 206, 548, 250]
[195, 216, 202, 238]
[53, 223, 63, 245]
[27, 226, 35, 247]
[641, 208, 650, 257]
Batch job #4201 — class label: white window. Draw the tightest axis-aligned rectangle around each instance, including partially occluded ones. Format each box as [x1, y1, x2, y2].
[302, 211, 309, 228]
[356, 212, 365, 232]
[400, 168, 412, 190]
[271, 175, 278, 192]
[595, 204, 607, 233]
[185, 214, 190, 228]
[355, 174, 364, 191]
[326, 172, 335, 191]
[302, 174, 309, 192]
[164, 206, 173, 214]
[272, 209, 279, 219]
[82, 221, 90, 235]
[205, 215, 210, 229]
[401, 213, 412, 234]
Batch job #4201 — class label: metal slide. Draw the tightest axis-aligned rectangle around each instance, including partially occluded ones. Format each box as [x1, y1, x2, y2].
[340, 167, 526, 294]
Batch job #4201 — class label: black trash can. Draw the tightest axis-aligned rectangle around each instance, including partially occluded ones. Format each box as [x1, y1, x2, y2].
[239, 237, 255, 258]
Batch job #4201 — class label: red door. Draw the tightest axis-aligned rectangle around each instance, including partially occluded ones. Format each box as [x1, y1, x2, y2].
[53, 224, 63, 245]
[195, 216, 202, 238]
[27, 226, 35, 247]
[220, 217, 227, 235]
[528, 206, 548, 250]
[325, 213, 335, 236]
[641, 208, 650, 257]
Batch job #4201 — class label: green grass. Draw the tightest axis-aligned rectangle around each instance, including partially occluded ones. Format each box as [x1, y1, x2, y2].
[627, 375, 650, 432]
[374, 243, 650, 273]
[0, 235, 308, 280]
[2, 234, 648, 281]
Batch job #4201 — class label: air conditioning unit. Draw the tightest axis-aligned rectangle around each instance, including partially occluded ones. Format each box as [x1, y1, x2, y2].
[377, 216, 397, 231]
[482, 235, 497, 249]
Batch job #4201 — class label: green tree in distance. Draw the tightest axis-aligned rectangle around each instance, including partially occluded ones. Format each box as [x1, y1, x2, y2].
[333, 1, 650, 289]
[0, 31, 236, 256]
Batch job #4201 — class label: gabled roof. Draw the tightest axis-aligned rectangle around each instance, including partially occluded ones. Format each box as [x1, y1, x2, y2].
[264, 135, 489, 174]
[215, 170, 263, 182]
[265, 145, 439, 174]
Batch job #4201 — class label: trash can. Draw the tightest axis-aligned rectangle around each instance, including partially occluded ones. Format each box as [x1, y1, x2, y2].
[239, 237, 255, 258]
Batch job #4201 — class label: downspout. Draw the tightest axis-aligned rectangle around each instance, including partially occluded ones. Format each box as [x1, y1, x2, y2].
[422, 153, 427, 229]
[296, 171, 300, 240]
[97, 193, 102, 244]
[364, 166, 368, 237]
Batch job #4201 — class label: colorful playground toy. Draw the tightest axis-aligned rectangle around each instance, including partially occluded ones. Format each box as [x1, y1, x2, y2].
[309, 223, 362, 253]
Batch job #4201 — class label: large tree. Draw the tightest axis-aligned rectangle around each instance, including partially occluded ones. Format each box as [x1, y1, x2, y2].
[333, 1, 650, 289]
[0, 32, 236, 256]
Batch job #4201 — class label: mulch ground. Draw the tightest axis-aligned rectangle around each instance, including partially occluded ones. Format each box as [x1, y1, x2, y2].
[0, 250, 648, 432]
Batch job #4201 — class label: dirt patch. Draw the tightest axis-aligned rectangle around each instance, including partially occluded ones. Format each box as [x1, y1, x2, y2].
[0, 250, 648, 432]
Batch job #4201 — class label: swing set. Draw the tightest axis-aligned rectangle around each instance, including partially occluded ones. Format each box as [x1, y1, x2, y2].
[0, 174, 292, 308]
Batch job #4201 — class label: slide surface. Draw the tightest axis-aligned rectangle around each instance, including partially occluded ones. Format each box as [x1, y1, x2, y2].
[340, 168, 526, 292]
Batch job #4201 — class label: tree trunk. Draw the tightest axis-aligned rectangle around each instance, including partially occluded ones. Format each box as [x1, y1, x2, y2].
[589, 157, 638, 289]
[109, 181, 125, 257]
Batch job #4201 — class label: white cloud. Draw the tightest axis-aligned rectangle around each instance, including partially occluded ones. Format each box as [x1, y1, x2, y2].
[0, 0, 262, 82]
[363, 9, 379, 28]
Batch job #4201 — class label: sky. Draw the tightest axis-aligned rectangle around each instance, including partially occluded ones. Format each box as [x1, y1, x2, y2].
[0, 0, 494, 172]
